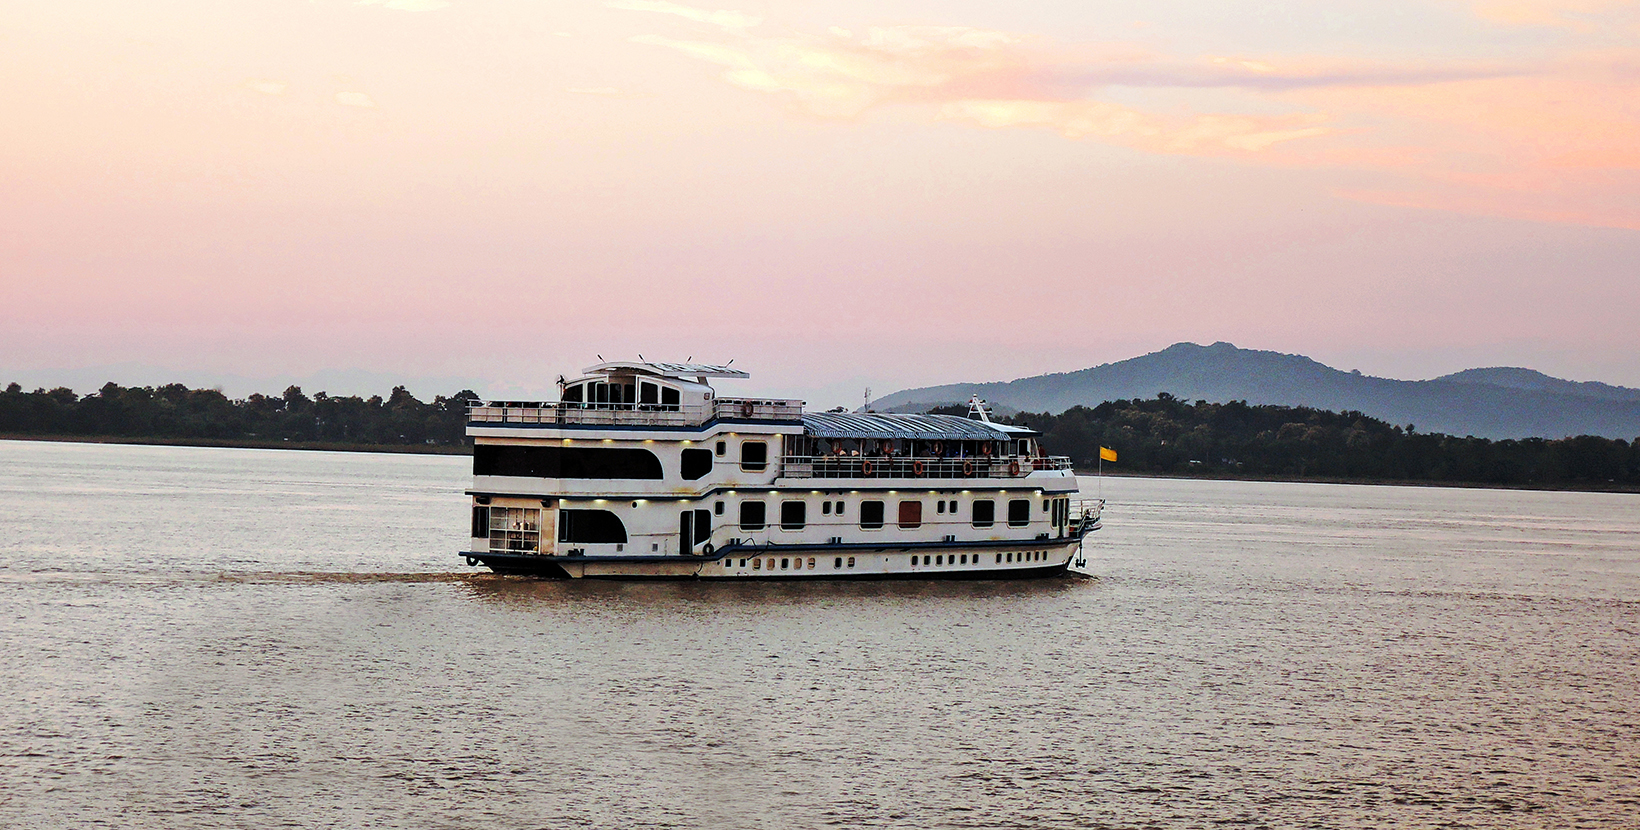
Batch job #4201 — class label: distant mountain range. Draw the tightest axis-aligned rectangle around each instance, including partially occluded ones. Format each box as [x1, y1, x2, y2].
[871, 342, 1640, 440]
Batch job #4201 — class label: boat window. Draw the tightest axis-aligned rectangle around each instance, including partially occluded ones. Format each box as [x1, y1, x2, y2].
[822, 502, 831, 515]
[661, 386, 681, 410]
[561, 384, 583, 403]
[834, 557, 842, 568]
[681, 448, 713, 480]
[714, 500, 724, 515]
[488, 507, 541, 552]
[475, 446, 663, 479]
[1043, 499, 1050, 513]
[640, 382, 659, 406]
[781, 501, 806, 530]
[715, 440, 726, 456]
[859, 500, 884, 529]
[557, 509, 626, 544]
[972, 500, 995, 528]
[471, 505, 488, 538]
[1008, 499, 1030, 527]
[739, 501, 766, 531]
[834, 501, 845, 515]
[898, 501, 922, 529]
[741, 441, 767, 472]
[847, 556, 855, 567]
[936, 501, 945, 514]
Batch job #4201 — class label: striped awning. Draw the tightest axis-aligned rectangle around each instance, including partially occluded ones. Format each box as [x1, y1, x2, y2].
[801, 412, 1033, 441]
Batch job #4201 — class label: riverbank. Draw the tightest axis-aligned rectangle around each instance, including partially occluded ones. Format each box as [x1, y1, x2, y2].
[1073, 467, 1640, 494]
[0, 434, 470, 456]
[5, 435, 1632, 493]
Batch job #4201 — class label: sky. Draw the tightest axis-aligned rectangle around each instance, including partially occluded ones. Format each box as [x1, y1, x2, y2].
[2, 0, 1637, 407]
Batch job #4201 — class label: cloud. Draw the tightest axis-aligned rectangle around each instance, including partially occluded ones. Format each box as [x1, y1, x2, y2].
[624, 20, 1349, 149]
[1469, 0, 1639, 28]
[616, 7, 1639, 228]
[245, 79, 288, 95]
[335, 91, 378, 107]
[940, 100, 1331, 154]
[607, 0, 761, 30]
[358, 0, 453, 10]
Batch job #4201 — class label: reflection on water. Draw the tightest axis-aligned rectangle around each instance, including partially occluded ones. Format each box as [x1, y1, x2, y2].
[1, 440, 1638, 828]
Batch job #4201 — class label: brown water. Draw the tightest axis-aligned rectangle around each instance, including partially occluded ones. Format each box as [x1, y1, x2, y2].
[2, 439, 1638, 828]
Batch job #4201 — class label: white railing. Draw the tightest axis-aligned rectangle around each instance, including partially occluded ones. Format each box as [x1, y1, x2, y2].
[468, 397, 804, 427]
[779, 454, 1073, 479]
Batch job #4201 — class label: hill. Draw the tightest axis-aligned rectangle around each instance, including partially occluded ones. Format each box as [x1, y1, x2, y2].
[872, 342, 1640, 440]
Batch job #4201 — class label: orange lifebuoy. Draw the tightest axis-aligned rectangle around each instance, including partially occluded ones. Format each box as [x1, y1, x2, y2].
[1008, 460, 1021, 476]
[963, 460, 975, 477]
[912, 459, 926, 477]
[861, 459, 875, 476]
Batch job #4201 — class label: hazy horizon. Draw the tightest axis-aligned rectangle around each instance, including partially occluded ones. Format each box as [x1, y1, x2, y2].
[5, 0, 1638, 409]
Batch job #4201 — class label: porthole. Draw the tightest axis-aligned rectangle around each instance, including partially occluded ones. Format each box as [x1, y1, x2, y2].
[781, 558, 789, 569]
[847, 556, 856, 568]
[807, 557, 816, 569]
[834, 557, 842, 568]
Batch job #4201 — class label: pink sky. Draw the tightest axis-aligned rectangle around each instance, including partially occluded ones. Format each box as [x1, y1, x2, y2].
[2, 0, 1637, 406]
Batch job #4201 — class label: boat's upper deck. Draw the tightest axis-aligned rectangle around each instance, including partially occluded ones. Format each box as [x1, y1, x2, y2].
[468, 360, 803, 428]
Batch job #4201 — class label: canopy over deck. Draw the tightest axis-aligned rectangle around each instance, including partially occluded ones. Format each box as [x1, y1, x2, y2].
[582, 361, 750, 380]
[802, 412, 1037, 441]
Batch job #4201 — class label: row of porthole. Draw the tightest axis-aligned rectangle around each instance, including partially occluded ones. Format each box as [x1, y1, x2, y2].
[725, 551, 1050, 571]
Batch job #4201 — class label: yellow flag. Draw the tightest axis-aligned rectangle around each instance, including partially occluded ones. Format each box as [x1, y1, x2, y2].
[1099, 447, 1117, 462]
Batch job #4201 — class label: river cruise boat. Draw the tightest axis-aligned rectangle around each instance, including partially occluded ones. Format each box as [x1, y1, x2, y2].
[461, 361, 1101, 579]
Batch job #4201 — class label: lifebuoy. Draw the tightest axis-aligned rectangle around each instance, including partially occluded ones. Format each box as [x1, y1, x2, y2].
[465, 556, 479, 567]
[702, 542, 715, 556]
[740, 401, 755, 418]
[861, 459, 875, 476]
[1008, 460, 1021, 476]
[962, 459, 975, 477]
[912, 459, 926, 477]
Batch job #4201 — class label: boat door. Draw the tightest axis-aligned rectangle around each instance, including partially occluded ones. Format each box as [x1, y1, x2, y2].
[679, 509, 713, 552]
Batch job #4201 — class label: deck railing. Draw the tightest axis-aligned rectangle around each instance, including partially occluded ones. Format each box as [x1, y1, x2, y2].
[468, 397, 804, 427]
[779, 454, 1073, 479]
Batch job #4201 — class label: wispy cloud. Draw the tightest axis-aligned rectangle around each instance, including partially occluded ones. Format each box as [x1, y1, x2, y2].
[1469, 0, 1639, 28]
[245, 79, 288, 95]
[607, 0, 760, 30]
[335, 91, 378, 108]
[614, 2, 1639, 227]
[358, 0, 453, 10]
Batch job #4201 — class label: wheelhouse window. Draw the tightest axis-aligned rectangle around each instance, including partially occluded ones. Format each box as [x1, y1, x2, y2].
[661, 387, 681, 410]
[561, 384, 583, 403]
[741, 441, 767, 472]
[898, 501, 922, 529]
[1008, 499, 1031, 527]
[739, 501, 766, 531]
[859, 500, 884, 529]
[781, 501, 806, 530]
[972, 499, 995, 528]
[558, 509, 626, 544]
[681, 448, 713, 480]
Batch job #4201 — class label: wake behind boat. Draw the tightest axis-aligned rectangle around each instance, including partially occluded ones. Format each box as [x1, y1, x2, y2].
[461, 361, 1101, 579]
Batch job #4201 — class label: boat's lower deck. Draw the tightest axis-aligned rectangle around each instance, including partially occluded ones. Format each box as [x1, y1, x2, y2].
[464, 534, 1093, 580]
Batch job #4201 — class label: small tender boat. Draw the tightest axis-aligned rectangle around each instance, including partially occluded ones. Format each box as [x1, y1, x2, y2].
[461, 361, 1101, 579]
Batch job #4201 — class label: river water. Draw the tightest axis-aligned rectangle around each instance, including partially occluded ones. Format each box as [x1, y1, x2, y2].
[2, 439, 1637, 828]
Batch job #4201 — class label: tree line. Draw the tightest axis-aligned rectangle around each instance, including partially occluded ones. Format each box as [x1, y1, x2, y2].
[5, 381, 1637, 486]
[935, 394, 1640, 487]
[0, 382, 478, 448]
